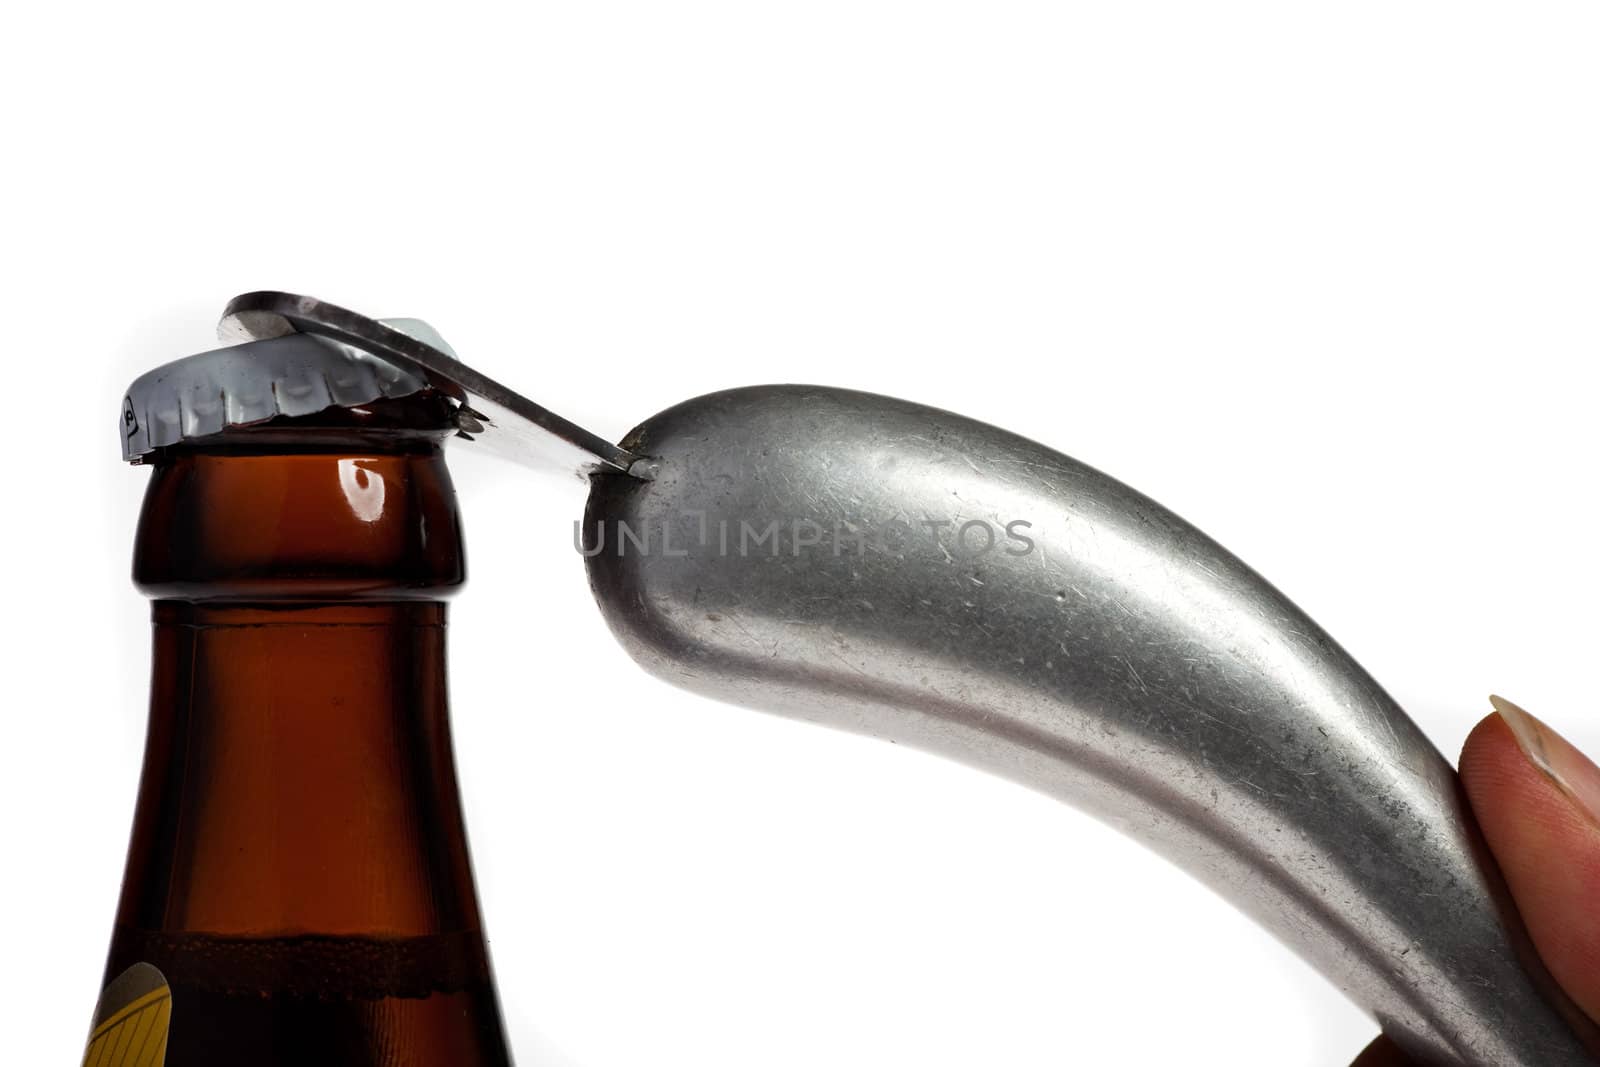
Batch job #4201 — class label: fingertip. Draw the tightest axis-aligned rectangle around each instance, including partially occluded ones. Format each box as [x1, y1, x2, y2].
[1459, 708, 1525, 807]
[1459, 707, 1504, 774]
[1458, 698, 1600, 1025]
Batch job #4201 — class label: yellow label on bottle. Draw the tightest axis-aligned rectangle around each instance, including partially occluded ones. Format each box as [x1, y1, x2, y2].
[81, 963, 170, 1067]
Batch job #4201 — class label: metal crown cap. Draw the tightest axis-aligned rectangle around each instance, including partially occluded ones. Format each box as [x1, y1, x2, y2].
[119, 322, 447, 463]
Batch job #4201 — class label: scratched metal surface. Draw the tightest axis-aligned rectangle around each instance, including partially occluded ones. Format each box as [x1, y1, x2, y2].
[584, 384, 1600, 1066]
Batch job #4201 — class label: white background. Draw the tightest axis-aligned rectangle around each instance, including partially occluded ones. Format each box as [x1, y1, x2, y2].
[4, 3, 1598, 1064]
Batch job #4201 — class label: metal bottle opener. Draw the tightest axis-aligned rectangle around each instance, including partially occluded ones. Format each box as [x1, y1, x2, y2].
[214, 291, 1600, 1066]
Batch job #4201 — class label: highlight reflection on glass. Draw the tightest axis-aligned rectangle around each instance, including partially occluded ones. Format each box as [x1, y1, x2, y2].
[338, 459, 387, 523]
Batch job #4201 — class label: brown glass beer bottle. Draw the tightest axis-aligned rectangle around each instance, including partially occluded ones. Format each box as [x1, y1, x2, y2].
[91, 354, 513, 1066]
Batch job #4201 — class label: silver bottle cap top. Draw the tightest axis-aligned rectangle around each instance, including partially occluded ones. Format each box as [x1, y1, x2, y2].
[119, 319, 452, 463]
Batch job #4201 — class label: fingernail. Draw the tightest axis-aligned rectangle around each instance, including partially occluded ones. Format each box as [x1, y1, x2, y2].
[1490, 694, 1600, 829]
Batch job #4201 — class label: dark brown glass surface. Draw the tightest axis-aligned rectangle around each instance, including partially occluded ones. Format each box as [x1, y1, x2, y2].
[103, 411, 512, 1066]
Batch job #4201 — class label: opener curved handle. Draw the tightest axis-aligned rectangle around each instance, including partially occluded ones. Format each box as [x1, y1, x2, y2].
[583, 385, 1600, 1066]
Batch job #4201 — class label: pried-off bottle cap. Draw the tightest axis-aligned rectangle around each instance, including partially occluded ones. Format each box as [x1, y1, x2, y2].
[125, 292, 648, 479]
[119, 322, 449, 463]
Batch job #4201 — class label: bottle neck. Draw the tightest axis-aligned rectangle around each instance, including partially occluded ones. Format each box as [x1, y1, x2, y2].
[102, 409, 511, 1065]
[116, 600, 481, 938]
[116, 443, 480, 940]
